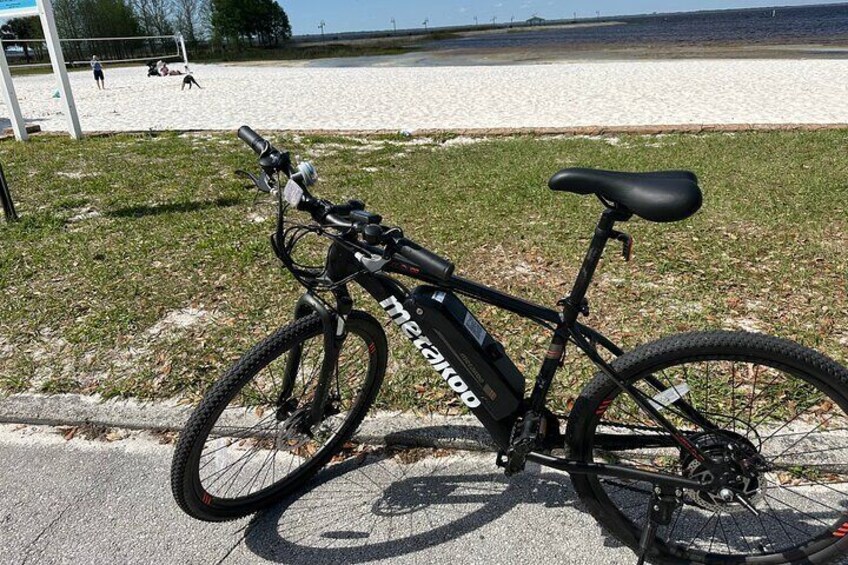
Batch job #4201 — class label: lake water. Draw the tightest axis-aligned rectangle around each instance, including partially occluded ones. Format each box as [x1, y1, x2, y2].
[429, 3, 848, 50]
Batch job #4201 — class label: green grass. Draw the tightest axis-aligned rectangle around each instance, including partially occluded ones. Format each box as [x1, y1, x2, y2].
[0, 130, 847, 414]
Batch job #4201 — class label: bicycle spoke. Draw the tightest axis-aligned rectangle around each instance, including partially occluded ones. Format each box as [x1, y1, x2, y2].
[764, 412, 840, 461]
[189, 323, 376, 502]
[727, 510, 753, 554]
[685, 511, 717, 552]
[763, 478, 844, 515]
[590, 353, 848, 561]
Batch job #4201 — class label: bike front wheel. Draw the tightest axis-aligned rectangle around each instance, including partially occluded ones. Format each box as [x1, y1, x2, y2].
[171, 310, 387, 521]
[567, 331, 848, 564]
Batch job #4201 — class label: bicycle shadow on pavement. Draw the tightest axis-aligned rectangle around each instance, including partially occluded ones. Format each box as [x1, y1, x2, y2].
[241, 425, 846, 564]
[243, 427, 590, 563]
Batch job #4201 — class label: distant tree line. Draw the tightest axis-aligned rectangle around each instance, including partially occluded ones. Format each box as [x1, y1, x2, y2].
[0, 0, 292, 64]
[0, 17, 45, 63]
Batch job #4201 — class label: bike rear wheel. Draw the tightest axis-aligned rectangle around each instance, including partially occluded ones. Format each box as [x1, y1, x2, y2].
[567, 331, 848, 564]
[171, 310, 387, 521]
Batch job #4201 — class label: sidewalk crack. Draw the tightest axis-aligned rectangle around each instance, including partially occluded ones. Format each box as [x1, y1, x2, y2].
[19, 476, 110, 565]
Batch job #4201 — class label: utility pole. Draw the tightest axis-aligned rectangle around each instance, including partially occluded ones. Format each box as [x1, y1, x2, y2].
[474, 16, 478, 26]
[318, 20, 326, 42]
[596, 10, 600, 20]
[391, 17, 396, 32]
[573, 11, 577, 22]
[423, 17, 429, 31]
[491, 16, 497, 25]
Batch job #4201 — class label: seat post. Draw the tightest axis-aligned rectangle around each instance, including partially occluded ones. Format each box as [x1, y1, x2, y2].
[526, 207, 625, 415]
[561, 208, 625, 325]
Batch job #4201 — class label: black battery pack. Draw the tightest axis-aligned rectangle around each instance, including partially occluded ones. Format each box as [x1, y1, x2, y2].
[405, 286, 525, 421]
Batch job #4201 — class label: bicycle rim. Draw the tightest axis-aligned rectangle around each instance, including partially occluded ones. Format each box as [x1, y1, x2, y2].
[189, 317, 378, 509]
[570, 337, 848, 563]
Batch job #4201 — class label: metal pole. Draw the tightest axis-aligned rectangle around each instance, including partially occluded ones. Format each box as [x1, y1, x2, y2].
[0, 163, 18, 221]
[0, 41, 28, 141]
[178, 33, 189, 70]
[38, 0, 82, 140]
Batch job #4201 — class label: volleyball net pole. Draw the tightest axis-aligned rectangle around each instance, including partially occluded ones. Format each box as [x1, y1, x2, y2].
[0, 0, 81, 140]
[179, 33, 189, 69]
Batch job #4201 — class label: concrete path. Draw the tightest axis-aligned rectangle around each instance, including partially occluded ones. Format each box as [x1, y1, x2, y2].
[0, 424, 633, 565]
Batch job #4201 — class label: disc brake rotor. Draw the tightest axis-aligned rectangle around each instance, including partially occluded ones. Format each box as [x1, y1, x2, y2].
[681, 431, 764, 512]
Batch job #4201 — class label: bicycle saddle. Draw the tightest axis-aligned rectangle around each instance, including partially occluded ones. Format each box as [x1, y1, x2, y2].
[548, 168, 703, 223]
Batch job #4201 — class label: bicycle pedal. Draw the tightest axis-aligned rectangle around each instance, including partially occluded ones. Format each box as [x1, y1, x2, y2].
[496, 448, 529, 476]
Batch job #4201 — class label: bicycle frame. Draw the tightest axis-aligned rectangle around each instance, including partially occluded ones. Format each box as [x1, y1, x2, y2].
[295, 207, 718, 492]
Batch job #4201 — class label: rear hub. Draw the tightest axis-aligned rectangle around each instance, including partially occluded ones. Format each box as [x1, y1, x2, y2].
[681, 431, 764, 512]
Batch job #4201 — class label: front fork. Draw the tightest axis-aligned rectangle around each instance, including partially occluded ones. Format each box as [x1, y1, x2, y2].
[281, 290, 351, 427]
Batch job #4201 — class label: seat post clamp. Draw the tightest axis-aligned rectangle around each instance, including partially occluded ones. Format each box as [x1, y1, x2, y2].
[557, 295, 589, 317]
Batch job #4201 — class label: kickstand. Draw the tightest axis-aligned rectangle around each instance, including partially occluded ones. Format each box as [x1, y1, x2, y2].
[636, 486, 680, 565]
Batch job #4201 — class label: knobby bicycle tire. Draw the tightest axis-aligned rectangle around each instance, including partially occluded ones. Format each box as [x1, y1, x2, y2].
[171, 311, 387, 521]
[567, 331, 848, 564]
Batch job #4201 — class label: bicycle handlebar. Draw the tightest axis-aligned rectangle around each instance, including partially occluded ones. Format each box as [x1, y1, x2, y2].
[394, 238, 455, 280]
[238, 125, 455, 282]
[237, 126, 269, 156]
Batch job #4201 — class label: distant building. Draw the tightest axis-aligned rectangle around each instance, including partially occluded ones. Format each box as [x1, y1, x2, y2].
[526, 16, 546, 26]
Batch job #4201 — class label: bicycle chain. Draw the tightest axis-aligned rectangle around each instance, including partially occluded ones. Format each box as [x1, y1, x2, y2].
[552, 411, 669, 435]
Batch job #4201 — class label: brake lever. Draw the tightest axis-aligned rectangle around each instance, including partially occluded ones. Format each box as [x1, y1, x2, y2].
[235, 170, 274, 194]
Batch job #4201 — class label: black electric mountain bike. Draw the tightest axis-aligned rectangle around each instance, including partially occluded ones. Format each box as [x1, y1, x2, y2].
[171, 127, 848, 564]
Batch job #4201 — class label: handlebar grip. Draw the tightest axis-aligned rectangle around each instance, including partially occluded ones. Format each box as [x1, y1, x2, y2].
[238, 125, 268, 155]
[396, 239, 455, 281]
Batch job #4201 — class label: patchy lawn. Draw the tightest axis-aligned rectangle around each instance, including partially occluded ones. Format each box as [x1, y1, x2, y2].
[1, 130, 846, 414]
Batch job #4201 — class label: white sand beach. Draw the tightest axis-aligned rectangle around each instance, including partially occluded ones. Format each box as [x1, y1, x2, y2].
[2, 60, 847, 133]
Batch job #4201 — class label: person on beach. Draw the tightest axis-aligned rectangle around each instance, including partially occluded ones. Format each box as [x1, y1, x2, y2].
[91, 56, 104, 89]
[158, 62, 184, 77]
[181, 74, 201, 90]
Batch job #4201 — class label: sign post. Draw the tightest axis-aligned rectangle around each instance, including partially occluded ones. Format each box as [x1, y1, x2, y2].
[0, 0, 81, 140]
[0, 0, 38, 141]
[37, 0, 80, 139]
[0, 38, 27, 141]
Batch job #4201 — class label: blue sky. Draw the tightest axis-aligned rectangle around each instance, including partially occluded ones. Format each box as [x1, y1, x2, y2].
[284, 1, 845, 34]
